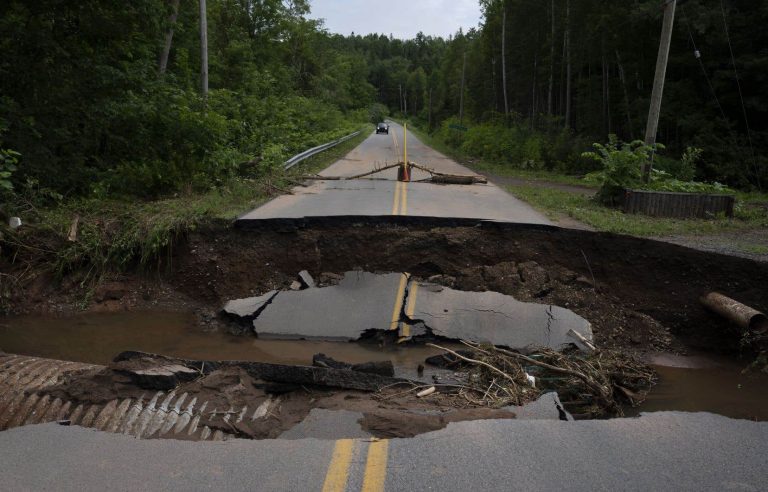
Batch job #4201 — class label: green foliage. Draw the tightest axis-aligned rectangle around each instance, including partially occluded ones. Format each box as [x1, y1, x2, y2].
[0, 0, 372, 200]
[646, 170, 733, 194]
[0, 147, 19, 192]
[582, 136, 660, 204]
[368, 103, 390, 124]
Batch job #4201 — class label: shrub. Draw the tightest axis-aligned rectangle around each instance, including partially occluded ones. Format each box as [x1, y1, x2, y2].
[582, 135, 661, 204]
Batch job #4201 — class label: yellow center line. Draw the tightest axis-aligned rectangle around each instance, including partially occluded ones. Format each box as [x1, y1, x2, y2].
[389, 273, 409, 331]
[361, 440, 389, 492]
[400, 181, 408, 216]
[391, 181, 401, 216]
[321, 439, 355, 492]
[401, 282, 419, 338]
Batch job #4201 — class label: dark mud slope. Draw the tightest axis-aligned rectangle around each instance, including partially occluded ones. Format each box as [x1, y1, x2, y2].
[174, 218, 767, 352]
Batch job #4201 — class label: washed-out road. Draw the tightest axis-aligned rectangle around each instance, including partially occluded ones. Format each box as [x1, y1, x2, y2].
[238, 121, 551, 225]
[3, 123, 768, 491]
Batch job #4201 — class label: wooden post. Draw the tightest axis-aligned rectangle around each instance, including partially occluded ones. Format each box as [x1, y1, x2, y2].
[643, 0, 677, 181]
[199, 0, 209, 97]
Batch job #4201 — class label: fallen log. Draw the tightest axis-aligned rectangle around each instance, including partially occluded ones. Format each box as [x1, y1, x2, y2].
[427, 174, 487, 185]
[312, 353, 395, 377]
[115, 351, 407, 392]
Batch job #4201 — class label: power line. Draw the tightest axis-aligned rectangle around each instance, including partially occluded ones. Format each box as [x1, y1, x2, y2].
[681, 7, 728, 123]
[720, 0, 761, 189]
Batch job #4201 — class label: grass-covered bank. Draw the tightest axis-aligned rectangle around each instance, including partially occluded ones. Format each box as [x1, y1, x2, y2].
[401, 118, 767, 227]
[507, 185, 768, 237]
[0, 127, 370, 308]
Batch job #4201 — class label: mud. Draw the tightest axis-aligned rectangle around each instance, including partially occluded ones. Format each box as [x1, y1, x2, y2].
[32, 352, 523, 440]
[5, 218, 768, 355]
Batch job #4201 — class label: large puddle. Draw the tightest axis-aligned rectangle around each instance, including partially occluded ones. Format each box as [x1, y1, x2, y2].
[0, 311, 449, 379]
[1, 311, 767, 421]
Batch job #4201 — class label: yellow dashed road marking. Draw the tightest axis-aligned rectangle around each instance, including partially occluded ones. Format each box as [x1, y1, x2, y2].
[391, 181, 408, 216]
[391, 181, 401, 215]
[361, 440, 389, 492]
[321, 439, 355, 492]
[400, 181, 408, 215]
[401, 282, 419, 338]
[389, 273, 409, 331]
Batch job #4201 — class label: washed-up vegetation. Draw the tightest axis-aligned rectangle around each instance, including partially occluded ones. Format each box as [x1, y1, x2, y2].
[422, 342, 657, 418]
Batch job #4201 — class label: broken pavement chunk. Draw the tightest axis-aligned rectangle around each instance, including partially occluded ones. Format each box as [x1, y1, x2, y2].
[115, 362, 199, 390]
[253, 272, 403, 340]
[406, 281, 593, 351]
[222, 291, 278, 321]
[298, 270, 316, 289]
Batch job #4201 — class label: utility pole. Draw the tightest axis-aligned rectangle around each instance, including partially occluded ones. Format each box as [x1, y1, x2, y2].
[643, 0, 677, 181]
[159, 0, 180, 74]
[199, 0, 209, 98]
[399, 84, 403, 114]
[459, 51, 467, 124]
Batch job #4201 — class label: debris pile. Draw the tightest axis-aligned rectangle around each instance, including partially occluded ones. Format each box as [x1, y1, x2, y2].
[421, 341, 656, 418]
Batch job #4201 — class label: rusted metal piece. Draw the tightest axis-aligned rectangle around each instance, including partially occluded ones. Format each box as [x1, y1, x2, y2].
[700, 292, 768, 334]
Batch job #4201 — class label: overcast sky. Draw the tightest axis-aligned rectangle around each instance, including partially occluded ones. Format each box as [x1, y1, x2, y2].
[309, 0, 482, 39]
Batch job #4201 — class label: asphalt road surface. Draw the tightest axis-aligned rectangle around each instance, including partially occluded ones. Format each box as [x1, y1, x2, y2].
[238, 121, 551, 225]
[1, 412, 766, 491]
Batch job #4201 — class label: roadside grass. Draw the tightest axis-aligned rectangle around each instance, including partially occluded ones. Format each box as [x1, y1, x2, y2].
[395, 118, 594, 187]
[3, 125, 370, 281]
[507, 185, 768, 237]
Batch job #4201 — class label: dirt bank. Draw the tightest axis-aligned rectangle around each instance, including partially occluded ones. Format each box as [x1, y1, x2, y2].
[4, 218, 768, 354]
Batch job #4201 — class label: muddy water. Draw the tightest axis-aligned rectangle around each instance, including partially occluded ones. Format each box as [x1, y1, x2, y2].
[630, 353, 768, 421]
[3, 312, 768, 421]
[0, 312, 449, 379]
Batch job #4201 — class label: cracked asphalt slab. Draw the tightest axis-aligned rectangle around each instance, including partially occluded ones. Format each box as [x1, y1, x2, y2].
[1, 412, 766, 491]
[237, 121, 551, 225]
[233, 271, 593, 351]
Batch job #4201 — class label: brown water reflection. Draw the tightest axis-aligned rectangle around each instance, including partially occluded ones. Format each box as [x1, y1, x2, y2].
[0, 311, 447, 378]
[2, 312, 767, 421]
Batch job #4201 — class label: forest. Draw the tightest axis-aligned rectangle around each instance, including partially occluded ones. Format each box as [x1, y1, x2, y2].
[1, 0, 766, 202]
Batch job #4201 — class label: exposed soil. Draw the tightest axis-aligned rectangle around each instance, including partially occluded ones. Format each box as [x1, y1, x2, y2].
[4, 218, 768, 355]
[39, 353, 520, 440]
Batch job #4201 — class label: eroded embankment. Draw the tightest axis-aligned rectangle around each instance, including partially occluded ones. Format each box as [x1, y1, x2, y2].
[5, 217, 767, 353]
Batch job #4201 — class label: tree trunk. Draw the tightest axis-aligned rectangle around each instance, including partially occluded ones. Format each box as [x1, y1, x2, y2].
[159, 0, 180, 74]
[564, 0, 571, 130]
[615, 49, 634, 139]
[459, 51, 467, 124]
[428, 86, 433, 130]
[547, 0, 555, 115]
[199, 0, 209, 98]
[502, 6, 509, 117]
[531, 52, 538, 128]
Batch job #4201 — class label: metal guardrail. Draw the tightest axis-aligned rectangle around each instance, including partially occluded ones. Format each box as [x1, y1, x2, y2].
[283, 130, 363, 170]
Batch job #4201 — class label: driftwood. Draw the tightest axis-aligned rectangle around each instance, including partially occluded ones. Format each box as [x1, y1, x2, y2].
[297, 161, 487, 185]
[115, 351, 407, 392]
[409, 162, 488, 185]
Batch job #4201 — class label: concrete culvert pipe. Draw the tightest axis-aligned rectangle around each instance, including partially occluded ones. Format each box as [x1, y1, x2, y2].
[700, 292, 768, 335]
